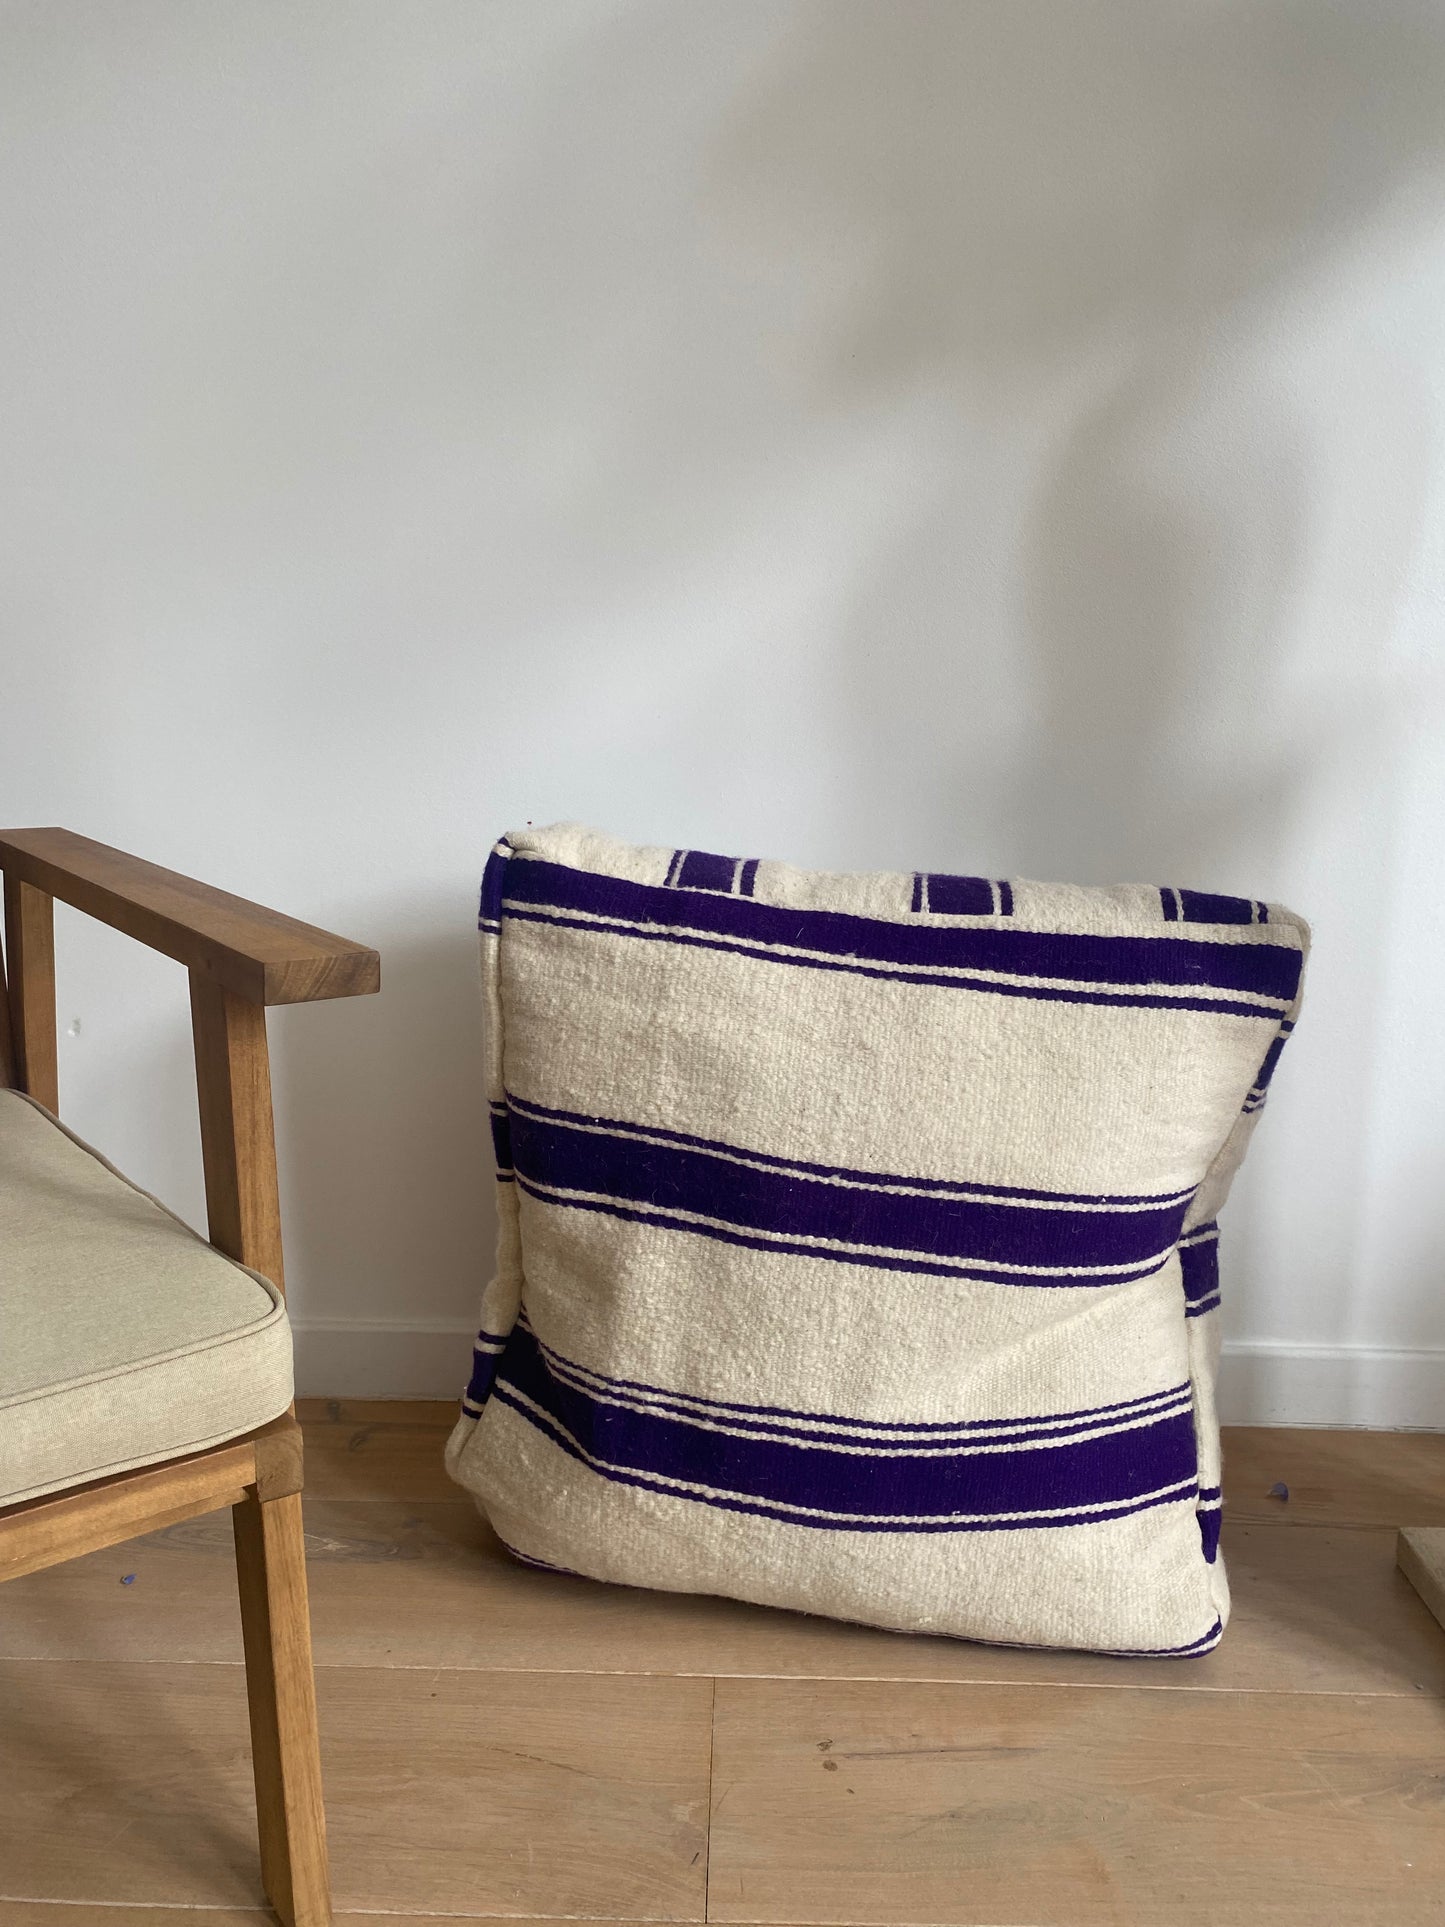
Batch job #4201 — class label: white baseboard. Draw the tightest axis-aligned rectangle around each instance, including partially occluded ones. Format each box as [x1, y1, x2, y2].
[291, 1317, 474, 1401]
[291, 1320, 1445, 1429]
[1217, 1341, 1445, 1429]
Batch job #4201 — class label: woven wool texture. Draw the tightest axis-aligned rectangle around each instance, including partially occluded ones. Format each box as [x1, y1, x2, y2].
[446, 824, 1307, 1656]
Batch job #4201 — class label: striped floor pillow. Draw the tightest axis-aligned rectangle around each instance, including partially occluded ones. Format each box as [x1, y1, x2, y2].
[446, 824, 1307, 1656]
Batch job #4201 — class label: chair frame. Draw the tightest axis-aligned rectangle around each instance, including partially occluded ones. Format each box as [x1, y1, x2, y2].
[0, 828, 380, 1927]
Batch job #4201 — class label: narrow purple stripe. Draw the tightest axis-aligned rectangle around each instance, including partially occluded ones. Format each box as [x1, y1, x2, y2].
[502, 905, 1290, 1021]
[518, 1314, 1189, 1437]
[529, 1341, 1192, 1453]
[1109, 1617, 1223, 1657]
[738, 858, 760, 898]
[495, 1535, 583, 1577]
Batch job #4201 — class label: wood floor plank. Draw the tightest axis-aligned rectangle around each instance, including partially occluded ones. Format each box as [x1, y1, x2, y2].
[707, 1675, 1445, 1926]
[0, 1911, 268, 1925]
[1223, 1426, 1445, 1526]
[297, 1400, 458, 1500]
[2, 1502, 1440, 1700]
[0, 1915, 676, 1927]
[0, 1913, 677, 1926]
[0, 1661, 710, 1919]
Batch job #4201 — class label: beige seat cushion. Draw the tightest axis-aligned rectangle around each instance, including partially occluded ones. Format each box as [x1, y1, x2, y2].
[0, 1089, 293, 1507]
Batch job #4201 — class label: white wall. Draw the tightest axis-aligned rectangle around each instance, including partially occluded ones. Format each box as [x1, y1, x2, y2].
[4, 1, 1444, 1424]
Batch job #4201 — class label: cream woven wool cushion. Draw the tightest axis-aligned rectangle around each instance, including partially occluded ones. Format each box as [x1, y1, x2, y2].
[446, 825, 1307, 1656]
[0, 1090, 293, 1505]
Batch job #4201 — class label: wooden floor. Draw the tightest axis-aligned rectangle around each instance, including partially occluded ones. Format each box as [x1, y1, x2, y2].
[1, 1406, 1443, 1927]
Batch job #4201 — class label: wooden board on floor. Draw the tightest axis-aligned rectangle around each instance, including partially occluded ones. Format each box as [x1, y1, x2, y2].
[1398, 1526, 1445, 1628]
[0, 1660, 711, 1920]
[2, 1502, 1441, 1701]
[707, 1675, 1445, 1927]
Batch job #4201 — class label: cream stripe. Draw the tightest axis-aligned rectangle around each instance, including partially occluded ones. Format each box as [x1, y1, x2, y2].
[505, 897, 1292, 1014]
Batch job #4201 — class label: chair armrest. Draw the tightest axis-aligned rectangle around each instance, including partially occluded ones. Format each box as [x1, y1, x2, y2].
[0, 827, 380, 1006]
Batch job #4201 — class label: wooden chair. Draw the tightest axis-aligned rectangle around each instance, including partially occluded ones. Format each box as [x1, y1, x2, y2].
[0, 829, 380, 1927]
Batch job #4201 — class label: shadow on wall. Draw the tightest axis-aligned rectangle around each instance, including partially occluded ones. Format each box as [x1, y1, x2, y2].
[712, 0, 1445, 874]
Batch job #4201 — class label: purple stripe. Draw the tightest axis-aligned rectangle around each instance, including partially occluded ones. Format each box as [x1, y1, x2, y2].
[910, 873, 925, 913]
[738, 858, 760, 898]
[507, 1102, 1191, 1279]
[675, 848, 737, 892]
[489, 1109, 513, 1172]
[505, 1094, 1189, 1209]
[1176, 888, 1260, 926]
[491, 1323, 1200, 1530]
[503, 859, 1299, 1003]
[1197, 1485, 1223, 1564]
[1249, 1022, 1294, 1097]
[997, 879, 1014, 916]
[478, 841, 511, 929]
[463, 1325, 513, 1409]
[1180, 1224, 1220, 1309]
[515, 1174, 1178, 1288]
[926, 872, 995, 916]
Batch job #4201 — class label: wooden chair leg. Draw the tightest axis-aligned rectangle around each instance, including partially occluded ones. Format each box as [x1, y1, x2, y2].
[234, 1488, 332, 1927]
